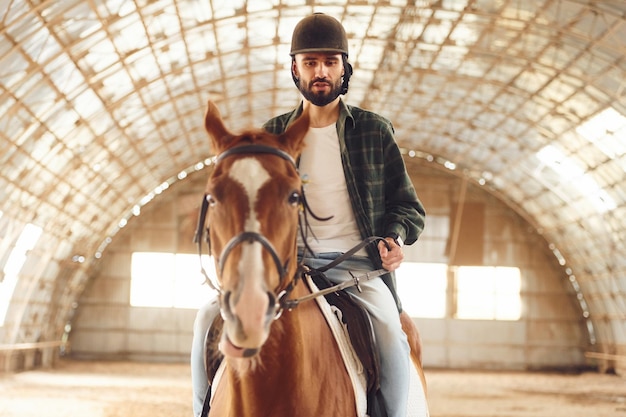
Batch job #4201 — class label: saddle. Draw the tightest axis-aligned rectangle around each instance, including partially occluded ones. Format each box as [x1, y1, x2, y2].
[203, 269, 387, 417]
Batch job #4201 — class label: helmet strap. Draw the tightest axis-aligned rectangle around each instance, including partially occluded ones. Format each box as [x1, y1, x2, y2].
[291, 59, 300, 88]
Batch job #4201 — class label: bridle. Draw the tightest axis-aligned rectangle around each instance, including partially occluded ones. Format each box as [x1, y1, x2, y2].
[193, 144, 301, 318]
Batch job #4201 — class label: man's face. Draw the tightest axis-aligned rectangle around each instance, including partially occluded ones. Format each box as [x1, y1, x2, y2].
[293, 53, 344, 107]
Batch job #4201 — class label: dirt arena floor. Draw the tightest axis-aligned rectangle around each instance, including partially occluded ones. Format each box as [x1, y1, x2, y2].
[0, 359, 625, 417]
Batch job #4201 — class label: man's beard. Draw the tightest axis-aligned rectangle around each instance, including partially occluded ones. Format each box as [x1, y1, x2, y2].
[298, 77, 343, 106]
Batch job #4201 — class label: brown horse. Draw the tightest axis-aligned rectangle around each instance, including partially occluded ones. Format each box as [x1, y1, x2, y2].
[200, 100, 428, 417]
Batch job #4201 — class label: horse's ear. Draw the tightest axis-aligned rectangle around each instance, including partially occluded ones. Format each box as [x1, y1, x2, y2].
[279, 110, 310, 158]
[204, 100, 232, 152]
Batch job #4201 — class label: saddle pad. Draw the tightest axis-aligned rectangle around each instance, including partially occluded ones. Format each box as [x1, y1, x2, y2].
[307, 275, 369, 417]
[407, 360, 430, 417]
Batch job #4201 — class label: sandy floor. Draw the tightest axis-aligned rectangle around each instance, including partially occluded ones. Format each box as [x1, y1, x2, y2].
[0, 360, 625, 417]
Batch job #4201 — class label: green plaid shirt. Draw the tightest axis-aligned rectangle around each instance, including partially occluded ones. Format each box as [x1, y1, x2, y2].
[263, 99, 426, 309]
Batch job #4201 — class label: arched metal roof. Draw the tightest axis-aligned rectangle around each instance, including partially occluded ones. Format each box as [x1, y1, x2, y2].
[0, 1, 624, 361]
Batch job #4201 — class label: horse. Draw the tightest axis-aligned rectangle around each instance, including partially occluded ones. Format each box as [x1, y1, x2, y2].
[198, 100, 428, 417]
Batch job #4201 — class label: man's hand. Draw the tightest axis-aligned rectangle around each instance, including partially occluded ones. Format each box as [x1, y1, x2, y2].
[378, 237, 404, 271]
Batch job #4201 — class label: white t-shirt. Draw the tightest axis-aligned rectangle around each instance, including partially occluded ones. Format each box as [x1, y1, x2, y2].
[297, 124, 366, 255]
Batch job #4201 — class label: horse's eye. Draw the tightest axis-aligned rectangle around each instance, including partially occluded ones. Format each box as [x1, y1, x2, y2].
[288, 191, 300, 206]
[206, 194, 217, 207]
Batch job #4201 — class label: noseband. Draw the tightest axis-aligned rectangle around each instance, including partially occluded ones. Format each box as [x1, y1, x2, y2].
[194, 144, 299, 312]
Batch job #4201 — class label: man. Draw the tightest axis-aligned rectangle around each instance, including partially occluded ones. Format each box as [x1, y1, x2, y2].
[191, 13, 425, 417]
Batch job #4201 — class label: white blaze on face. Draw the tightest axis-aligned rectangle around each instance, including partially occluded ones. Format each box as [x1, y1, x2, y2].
[228, 158, 270, 233]
[226, 158, 272, 339]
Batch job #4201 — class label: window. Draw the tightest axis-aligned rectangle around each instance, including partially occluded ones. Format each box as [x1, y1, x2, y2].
[130, 252, 217, 309]
[396, 262, 447, 318]
[0, 223, 43, 326]
[455, 266, 521, 320]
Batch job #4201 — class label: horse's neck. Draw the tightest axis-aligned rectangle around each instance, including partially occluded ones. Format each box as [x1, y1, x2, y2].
[212, 282, 356, 416]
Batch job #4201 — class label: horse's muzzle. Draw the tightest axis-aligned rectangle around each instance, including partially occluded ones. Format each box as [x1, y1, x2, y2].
[218, 289, 279, 357]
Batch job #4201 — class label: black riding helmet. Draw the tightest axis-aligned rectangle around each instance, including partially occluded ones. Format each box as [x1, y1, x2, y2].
[290, 13, 353, 95]
[290, 13, 349, 56]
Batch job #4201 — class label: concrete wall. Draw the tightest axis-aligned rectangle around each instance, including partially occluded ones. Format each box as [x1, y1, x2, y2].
[70, 173, 205, 362]
[70, 162, 591, 370]
[407, 160, 589, 370]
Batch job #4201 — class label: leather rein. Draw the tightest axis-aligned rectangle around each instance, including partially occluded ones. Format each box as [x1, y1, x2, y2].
[194, 143, 390, 317]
